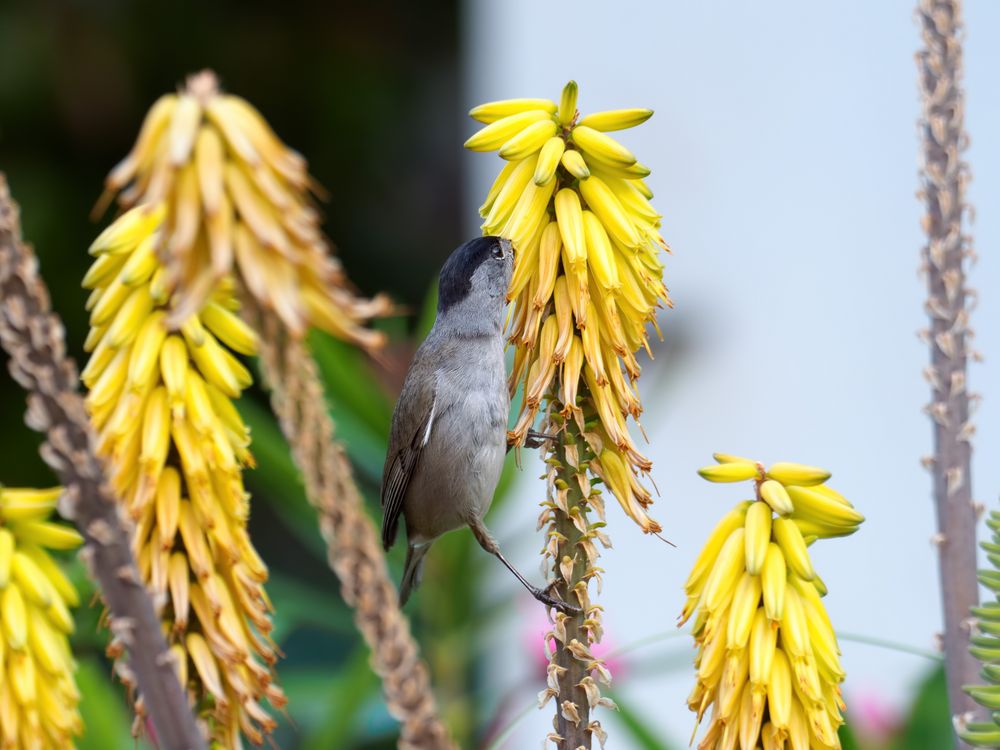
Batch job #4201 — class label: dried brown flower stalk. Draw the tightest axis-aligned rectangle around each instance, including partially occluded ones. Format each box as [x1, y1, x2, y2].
[0, 174, 207, 750]
[916, 0, 981, 739]
[252, 307, 455, 750]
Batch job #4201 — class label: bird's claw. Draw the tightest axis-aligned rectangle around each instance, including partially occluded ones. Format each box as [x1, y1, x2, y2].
[533, 581, 582, 616]
[524, 429, 557, 450]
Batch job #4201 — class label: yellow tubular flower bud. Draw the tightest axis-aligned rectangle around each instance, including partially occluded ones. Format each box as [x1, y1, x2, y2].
[759, 479, 794, 515]
[779, 586, 811, 658]
[577, 108, 653, 132]
[481, 158, 519, 216]
[766, 462, 831, 487]
[533, 222, 563, 310]
[560, 149, 591, 179]
[12, 552, 53, 607]
[559, 336, 584, 416]
[554, 188, 587, 271]
[702, 528, 746, 614]
[580, 302, 608, 385]
[570, 125, 637, 167]
[0, 488, 61, 523]
[786, 485, 865, 529]
[534, 136, 566, 186]
[504, 178, 557, 252]
[499, 118, 559, 161]
[767, 649, 792, 730]
[464, 109, 554, 151]
[739, 683, 764, 750]
[772, 517, 815, 581]
[485, 155, 538, 232]
[719, 649, 750, 720]
[726, 572, 762, 650]
[470, 98, 557, 124]
[683, 501, 751, 598]
[578, 175, 641, 248]
[581, 210, 620, 291]
[562, 257, 589, 327]
[761, 542, 787, 621]
[507, 233, 540, 302]
[744, 500, 772, 575]
[558, 81, 578, 126]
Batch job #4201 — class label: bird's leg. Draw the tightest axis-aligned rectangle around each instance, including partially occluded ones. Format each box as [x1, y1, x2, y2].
[469, 518, 581, 616]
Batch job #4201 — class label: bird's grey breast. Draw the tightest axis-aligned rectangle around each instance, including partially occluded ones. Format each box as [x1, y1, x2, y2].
[405, 333, 508, 541]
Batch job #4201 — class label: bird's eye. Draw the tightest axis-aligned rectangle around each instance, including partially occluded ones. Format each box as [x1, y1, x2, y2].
[491, 245, 504, 260]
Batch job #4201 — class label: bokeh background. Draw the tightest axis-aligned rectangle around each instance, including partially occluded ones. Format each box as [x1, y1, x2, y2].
[1, 1, 998, 748]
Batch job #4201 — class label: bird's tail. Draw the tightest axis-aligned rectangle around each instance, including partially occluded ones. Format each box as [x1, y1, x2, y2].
[399, 543, 431, 606]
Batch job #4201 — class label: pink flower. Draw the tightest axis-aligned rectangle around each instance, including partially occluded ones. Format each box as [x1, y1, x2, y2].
[848, 687, 902, 745]
[520, 599, 624, 680]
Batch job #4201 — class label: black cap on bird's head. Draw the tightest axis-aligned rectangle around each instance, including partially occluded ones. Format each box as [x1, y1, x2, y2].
[437, 236, 513, 313]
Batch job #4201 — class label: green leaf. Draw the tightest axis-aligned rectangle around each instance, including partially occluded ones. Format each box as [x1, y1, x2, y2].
[887, 664, 952, 750]
[307, 328, 392, 445]
[268, 571, 356, 643]
[298, 647, 381, 750]
[238, 397, 326, 559]
[606, 691, 679, 750]
[417, 279, 438, 339]
[838, 719, 862, 750]
[76, 657, 142, 750]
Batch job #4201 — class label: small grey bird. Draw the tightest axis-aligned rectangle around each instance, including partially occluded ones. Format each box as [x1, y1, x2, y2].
[381, 235, 574, 614]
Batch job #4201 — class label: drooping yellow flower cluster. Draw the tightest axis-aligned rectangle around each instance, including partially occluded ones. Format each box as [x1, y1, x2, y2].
[681, 456, 864, 750]
[465, 81, 670, 533]
[82, 206, 284, 746]
[99, 69, 391, 344]
[0, 485, 82, 749]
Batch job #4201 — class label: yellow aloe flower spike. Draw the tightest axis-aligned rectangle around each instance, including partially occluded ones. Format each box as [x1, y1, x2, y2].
[82, 208, 284, 746]
[468, 80, 670, 748]
[0, 485, 82, 749]
[99, 70, 392, 344]
[467, 79, 670, 534]
[682, 456, 862, 749]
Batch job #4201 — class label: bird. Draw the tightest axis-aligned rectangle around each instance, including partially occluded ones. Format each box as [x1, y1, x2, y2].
[380, 235, 576, 614]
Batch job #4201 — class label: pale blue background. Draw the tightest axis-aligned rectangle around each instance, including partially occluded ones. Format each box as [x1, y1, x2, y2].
[461, 1, 1000, 747]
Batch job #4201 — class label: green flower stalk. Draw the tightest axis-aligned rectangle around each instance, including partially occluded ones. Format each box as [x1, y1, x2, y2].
[682, 455, 864, 750]
[956, 509, 1000, 747]
[466, 81, 669, 748]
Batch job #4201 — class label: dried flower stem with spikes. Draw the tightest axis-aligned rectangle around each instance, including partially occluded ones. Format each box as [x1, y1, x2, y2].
[539, 408, 612, 750]
[916, 0, 981, 739]
[0, 175, 207, 750]
[252, 307, 455, 750]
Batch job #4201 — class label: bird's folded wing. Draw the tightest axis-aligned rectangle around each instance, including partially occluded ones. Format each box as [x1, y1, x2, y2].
[380, 379, 436, 550]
